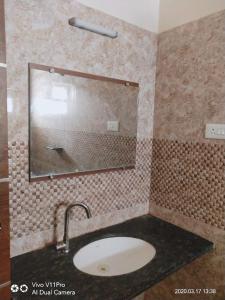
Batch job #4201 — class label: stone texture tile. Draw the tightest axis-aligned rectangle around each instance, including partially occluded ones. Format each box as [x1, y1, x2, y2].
[154, 10, 225, 144]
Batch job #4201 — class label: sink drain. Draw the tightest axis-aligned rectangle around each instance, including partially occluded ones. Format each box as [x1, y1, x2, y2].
[97, 264, 110, 273]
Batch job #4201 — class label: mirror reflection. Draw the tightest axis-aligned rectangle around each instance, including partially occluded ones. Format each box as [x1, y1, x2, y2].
[29, 64, 139, 179]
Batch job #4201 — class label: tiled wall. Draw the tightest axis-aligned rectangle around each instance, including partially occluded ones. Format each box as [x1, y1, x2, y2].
[5, 0, 157, 256]
[148, 11, 225, 300]
[6, 0, 224, 259]
[9, 139, 152, 256]
[151, 11, 225, 230]
[154, 10, 225, 143]
[151, 139, 224, 229]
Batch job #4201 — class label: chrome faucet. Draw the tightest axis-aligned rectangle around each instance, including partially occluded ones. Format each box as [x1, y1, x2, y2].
[56, 202, 92, 253]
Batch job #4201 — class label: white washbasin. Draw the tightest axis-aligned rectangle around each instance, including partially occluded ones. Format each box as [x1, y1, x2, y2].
[73, 237, 156, 276]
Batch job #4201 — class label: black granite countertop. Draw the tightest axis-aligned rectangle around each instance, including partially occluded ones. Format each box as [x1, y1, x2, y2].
[11, 215, 213, 300]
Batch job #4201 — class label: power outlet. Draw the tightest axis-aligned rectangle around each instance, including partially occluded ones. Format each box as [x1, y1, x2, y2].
[205, 124, 225, 140]
[107, 121, 119, 132]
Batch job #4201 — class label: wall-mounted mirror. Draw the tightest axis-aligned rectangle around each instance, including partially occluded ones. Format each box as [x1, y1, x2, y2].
[29, 63, 139, 180]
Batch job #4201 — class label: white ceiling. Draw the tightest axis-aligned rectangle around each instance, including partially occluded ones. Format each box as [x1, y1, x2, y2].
[78, 0, 225, 33]
[159, 0, 225, 32]
[78, 0, 160, 33]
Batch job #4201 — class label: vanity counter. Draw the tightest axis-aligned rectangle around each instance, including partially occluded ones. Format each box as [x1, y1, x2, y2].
[11, 215, 213, 300]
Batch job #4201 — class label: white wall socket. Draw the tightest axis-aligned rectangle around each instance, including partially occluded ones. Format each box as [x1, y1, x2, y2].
[107, 121, 119, 132]
[205, 124, 225, 140]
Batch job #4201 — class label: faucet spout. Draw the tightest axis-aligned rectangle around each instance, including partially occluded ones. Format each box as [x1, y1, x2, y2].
[56, 202, 91, 253]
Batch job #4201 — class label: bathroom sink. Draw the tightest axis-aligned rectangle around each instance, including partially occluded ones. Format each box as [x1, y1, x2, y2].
[73, 237, 156, 276]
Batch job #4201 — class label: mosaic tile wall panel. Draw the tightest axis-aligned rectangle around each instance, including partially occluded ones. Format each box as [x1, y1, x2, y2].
[9, 139, 152, 239]
[31, 128, 136, 176]
[150, 139, 225, 229]
[11, 203, 149, 257]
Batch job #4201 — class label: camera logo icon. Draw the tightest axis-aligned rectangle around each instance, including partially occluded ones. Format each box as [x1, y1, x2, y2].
[11, 284, 29, 293]
[11, 284, 19, 293]
[20, 284, 28, 293]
